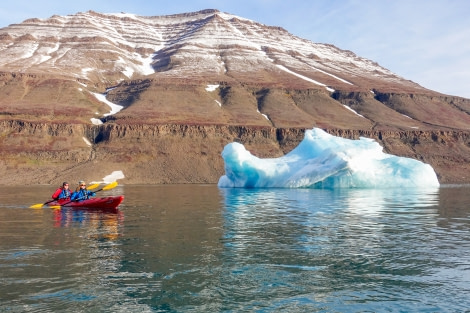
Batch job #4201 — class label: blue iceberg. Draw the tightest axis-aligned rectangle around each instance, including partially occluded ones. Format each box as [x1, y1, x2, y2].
[218, 128, 440, 188]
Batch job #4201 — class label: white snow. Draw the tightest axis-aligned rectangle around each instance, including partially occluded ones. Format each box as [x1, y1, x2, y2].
[82, 68, 93, 77]
[206, 84, 221, 106]
[92, 92, 124, 116]
[118, 55, 135, 78]
[21, 43, 38, 59]
[218, 128, 439, 188]
[402, 114, 413, 119]
[102, 170, 125, 183]
[205, 84, 219, 92]
[343, 105, 364, 118]
[82, 137, 92, 146]
[90, 118, 103, 125]
[117, 53, 155, 77]
[38, 55, 51, 63]
[276, 64, 335, 92]
[257, 109, 270, 120]
[89, 91, 123, 124]
[122, 66, 134, 78]
[310, 65, 354, 85]
[49, 43, 60, 54]
[139, 53, 156, 75]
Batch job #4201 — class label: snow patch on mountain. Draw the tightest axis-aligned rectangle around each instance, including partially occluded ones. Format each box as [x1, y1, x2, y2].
[311, 66, 354, 85]
[82, 137, 92, 146]
[343, 105, 364, 118]
[89, 90, 124, 124]
[206, 84, 219, 92]
[94, 92, 123, 116]
[90, 118, 103, 125]
[21, 43, 38, 59]
[276, 64, 335, 92]
[257, 110, 270, 121]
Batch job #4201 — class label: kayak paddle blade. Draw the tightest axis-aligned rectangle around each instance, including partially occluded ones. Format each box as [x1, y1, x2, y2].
[102, 181, 118, 190]
[87, 183, 100, 190]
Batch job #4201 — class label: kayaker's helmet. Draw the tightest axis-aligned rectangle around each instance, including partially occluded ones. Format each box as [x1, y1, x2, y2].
[62, 182, 68, 186]
[79, 180, 85, 185]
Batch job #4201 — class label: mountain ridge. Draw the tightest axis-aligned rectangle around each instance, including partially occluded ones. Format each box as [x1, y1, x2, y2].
[0, 9, 424, 93]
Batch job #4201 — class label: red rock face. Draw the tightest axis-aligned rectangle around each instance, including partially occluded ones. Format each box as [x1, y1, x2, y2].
[0, 9, 469, 185]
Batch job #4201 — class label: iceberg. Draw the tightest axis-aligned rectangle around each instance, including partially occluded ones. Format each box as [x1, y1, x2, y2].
[218, 128, 440, 188]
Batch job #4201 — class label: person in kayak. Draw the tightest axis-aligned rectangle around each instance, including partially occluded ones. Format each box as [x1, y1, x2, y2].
[71, 181, 96, 202]
[52, 182, 72, 200]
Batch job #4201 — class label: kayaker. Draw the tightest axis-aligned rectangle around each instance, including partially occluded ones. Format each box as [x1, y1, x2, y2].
[71, 181, 96, 202]
[51, 182, 72, 200]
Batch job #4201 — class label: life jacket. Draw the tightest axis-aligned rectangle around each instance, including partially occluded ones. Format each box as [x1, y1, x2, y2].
[72, 189, 91, 201]
[59, 189, 71, 199]
[53, 187, 71, 200]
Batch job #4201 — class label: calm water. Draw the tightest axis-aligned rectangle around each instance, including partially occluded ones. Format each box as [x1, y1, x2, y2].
[0, 184, 469, 312]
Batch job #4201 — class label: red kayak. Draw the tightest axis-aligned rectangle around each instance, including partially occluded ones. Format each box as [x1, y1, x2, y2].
[48, 196, 124, 209]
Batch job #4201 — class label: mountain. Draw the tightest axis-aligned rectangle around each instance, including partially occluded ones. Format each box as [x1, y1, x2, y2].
[0, 9, 421, 88]
[1, 9, 469, 185]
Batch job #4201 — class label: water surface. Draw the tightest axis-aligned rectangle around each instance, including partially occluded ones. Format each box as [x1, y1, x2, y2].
[0, 185, 469, 312]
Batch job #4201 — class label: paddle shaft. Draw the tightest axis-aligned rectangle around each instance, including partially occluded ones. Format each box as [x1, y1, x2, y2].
[30, 190, 72, 209]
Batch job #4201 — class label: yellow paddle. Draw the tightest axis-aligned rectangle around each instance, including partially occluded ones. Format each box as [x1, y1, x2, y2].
[30, 182, 104, 209]
[30, 199, 58, 209]
[87, 183, 101, 190]
[49, 181, 119, 209]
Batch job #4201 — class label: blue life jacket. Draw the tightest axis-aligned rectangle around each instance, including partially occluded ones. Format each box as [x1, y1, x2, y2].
[71, 189, 96, 201]
[58, 189, 71, 199]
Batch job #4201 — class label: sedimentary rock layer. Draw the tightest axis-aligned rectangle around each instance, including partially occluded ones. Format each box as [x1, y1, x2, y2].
[1, 120, 469, 185]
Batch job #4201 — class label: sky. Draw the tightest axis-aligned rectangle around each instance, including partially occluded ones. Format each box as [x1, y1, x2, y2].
[0, 0, 469, 99]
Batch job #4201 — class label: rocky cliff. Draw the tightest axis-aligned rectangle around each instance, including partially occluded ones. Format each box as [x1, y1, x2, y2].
[1, 120, 469, 185]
